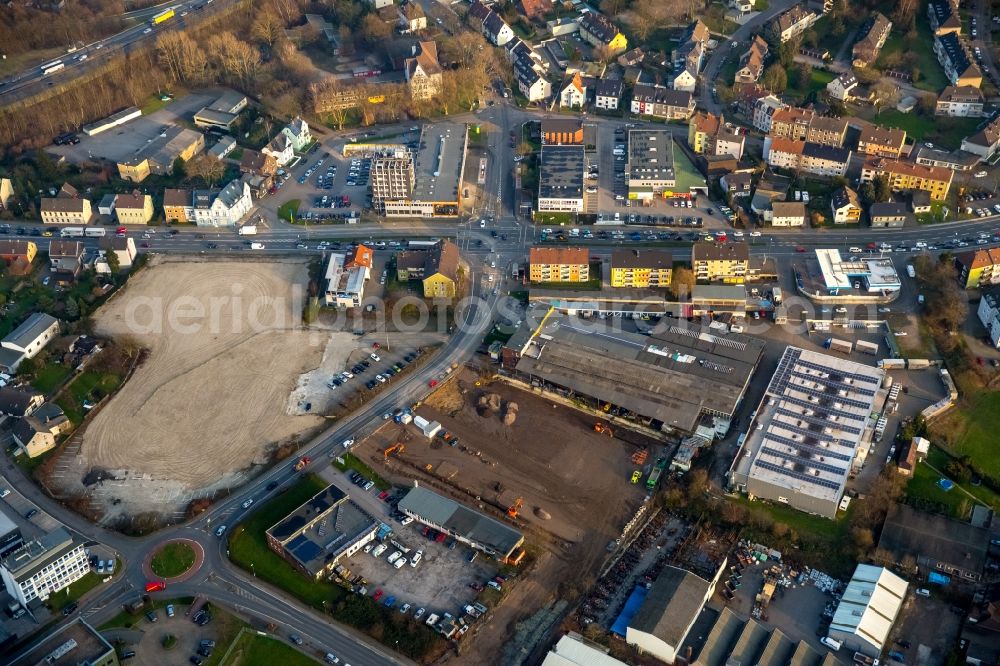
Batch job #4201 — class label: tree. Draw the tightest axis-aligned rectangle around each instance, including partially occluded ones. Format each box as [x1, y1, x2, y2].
[859, 181, 876, 204]
[871, 80, 900, 116]
[252, 11, 284, 48]
[762, 64, 788, 93]
[360, 13, 392, 46]
[64, 297, 80, 320]
[778, 41, 796, 68]
[208, 32, 261, 90]
[670, 267, 695, 299]
[186, 155, 225, 187]
[516, 141, 533, 156]
[810, 210, 825, 226]
[872, 174, 891, 203]
[172, 156, 187, 179]
[16, 355, 39, 378]
[105, 247, 120, 276]
[796, 62, 813, 90]
[917, 93, 937, 117]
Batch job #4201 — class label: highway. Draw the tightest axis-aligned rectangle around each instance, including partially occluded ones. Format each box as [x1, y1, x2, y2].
[0, 0, 239, 104]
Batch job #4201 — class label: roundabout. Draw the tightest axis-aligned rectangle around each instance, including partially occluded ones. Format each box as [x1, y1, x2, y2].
[143, 538, 204, 582]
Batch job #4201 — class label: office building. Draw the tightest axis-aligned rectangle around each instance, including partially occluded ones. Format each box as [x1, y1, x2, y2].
[0, 528, 89, 606]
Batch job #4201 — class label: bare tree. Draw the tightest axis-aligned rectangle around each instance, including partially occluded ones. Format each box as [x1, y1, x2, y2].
[186, 155, 226, 187]
[252, 11, 284, 48]
[208, 32, 262, 90]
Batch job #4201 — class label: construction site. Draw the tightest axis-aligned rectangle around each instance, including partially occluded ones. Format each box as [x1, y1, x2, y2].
[352, 368, 666, 664]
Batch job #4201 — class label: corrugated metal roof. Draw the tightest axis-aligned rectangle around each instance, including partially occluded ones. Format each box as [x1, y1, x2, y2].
[829, 564, 906, 652]
[397, 486, 523, 556]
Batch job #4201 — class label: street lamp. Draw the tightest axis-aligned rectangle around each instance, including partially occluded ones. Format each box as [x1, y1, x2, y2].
[251, 562, 256, 577]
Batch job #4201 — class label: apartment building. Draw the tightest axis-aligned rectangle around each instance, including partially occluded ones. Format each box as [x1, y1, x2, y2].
[770, 201, 807, 227]
[735, 35, 768, 83]
[114, 190, 153, 225]
[827, 72, 858, 101]
[764, 138, 851, 177]
[936, 85, 985, 117]
[0, 528, 88, 606]
[860, 158, 953, 200]
[934, 32, 983, 88]
[851, 12, 892, 67]
[805, 116, 848, 147]
[529, 247, 590, 283]
[692, 241, 749, 283]
[371, 155, 415, 213]
[405, 40, 444, 100]
[163, 188, 194, 223]
[869, 202, 912, 228]
[752, 95, 787, 133]
[610, 249, 673, 288]
[770, 107, 814, 141]
[961, 115, 1000, 159]
[578, 11, 627, 54]
[928, 0, 961, 36]
[323, 245, 373, 308]
[831, 186, 862, 224]
[630, 85, 695, 121]
[40, 194, 91, 226]
[767, 5, 819, 43]
[192, 179, 253, 227]
[956, 248, 1000, 288]
[857, 125, 907, 159]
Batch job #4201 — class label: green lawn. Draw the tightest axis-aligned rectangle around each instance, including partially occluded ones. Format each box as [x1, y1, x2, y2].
[906, 445, 1000, 518]
[331, 452, 391, 491]
[224, 632, 319, 666]
[533, 211, 575, 226]
[57, 371, 122, 424]
[875, 19, 949, 92]
[227, 474, 346, 610]
[277, 200, 301, 223]
[45, 572, 102, 612]
[33, 362, 73, 394]
[785, 68, 835, 102]
[930, 392, 1000, 481]
[150, 542, 196, 578]
[871, 110, 981, 150]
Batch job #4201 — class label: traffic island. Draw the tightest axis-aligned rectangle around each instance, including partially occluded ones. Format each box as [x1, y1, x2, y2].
[144, 539, 204, 582]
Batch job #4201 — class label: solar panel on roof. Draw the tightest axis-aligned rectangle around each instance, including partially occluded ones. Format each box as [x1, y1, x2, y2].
[761, 447, 848, 476]
[754, 461, 842, 491]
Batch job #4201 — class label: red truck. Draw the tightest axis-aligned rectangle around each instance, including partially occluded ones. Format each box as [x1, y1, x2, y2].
[294, 456, 311, 472]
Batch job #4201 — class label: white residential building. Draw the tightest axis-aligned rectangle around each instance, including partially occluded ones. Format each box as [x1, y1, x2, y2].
[281, 117, 312, 151]
[752, 95, 787, 133]
[262, 134, 295, 167]
[0, 313, 59, 372]
[323, 245, 373, 308]
[193, 179, 253, 228]
[978, 290, 1000, 348]
[559, 74, 587, 108]
[594, 79, 623, 110]
[0, 528, 88, 607]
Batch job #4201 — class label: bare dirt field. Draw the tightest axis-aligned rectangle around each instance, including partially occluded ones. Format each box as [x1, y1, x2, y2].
[354, 370, 660, 664]
[58, 258, 335, 520]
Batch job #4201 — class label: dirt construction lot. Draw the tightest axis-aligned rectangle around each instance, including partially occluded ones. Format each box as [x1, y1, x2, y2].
[355, 371, 658, 663]
[71, 258, 329, 517]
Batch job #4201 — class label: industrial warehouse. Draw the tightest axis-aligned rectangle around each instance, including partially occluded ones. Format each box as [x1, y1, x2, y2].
[727, 346, 887, 518]
[504, 309, 765, 435]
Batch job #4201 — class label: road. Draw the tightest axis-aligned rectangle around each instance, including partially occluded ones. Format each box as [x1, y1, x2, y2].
[0, 0, 240, 104]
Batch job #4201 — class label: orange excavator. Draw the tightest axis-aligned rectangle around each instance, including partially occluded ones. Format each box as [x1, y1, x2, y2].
[507, 498, 523, 518]
[594, 422, 614, 437]
[383, 443, 405, 459]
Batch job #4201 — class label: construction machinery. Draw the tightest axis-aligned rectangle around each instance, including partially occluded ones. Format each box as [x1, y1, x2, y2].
[594, 422, 614, 437]
[384, 443, 405, 459]
[507, 498, 523, 518]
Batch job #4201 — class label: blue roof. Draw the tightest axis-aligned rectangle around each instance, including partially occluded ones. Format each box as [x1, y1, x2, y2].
[611, 584, 649, 637]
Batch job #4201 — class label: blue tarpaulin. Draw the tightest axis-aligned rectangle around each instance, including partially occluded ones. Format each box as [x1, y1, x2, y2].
[928, 571, 951, 585]
[611, 585, 649, 637]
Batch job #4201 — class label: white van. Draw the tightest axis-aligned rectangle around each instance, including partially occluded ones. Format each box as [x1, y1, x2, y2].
[387, 550, 402, 564]
[371, 543, 387, 557]
[250, 242, 265, 250]
[820, 637, 842, 651]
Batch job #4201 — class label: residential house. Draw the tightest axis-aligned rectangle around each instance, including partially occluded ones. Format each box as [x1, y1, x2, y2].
[826, 71, 858, 101]
[913, 145, 980, 171]
[0, 240, 37, 276]
[672, 61, 699, 94]
[713, 130, 745, 160]
[529, 247, 590, 283]
[961, 115, 1000, 160]
[771, 201, 807, 227]
[323, 245, 373, 308]
[767, 5, 819, 43]
[928, 0, 962, 36]
[395, 240, 462, 297]
[830, 186, 862, 224]
[764, 138, 851, 177]
[47, 241, 84, 279]
[116, 127, 204, 182]
[630, 85, 695, 121]
[516, 61, 551, 102]
[193, 179, 253, 228]
[0, 177, 14, 209]
[911, 190, 932, 213]
[770, 107, 815, 141]
[98, 236, 137, 270]
[483, 12, 515, 46]
[955, 248, 1000, 288]
[0, 313, 59, 374]
[240, 149, 278, 182]
[207, 136, 237, 160]
[578, 11, 627, 54]
[936, 85, 985, 117]
[617, 47, 646, 67]
[163, 188, 194, 223]
[399, 2, 427, 32]
[114, 190, 153, 225]
[262, 133, 295, 167]
[0, 387, 44, 418]
[851, 12, 891, 67]
[977, 290, 1000, 347]
[405, 40, 445, 100]
[934, 33, 982, 88]
[559, 73, 587, 108]
[869, 201, 912, 228]
[805, 116, 848, 147]
[40, 187, 91, 226]
[752, 95, 787, 133]
[515, 0, 552, 20]
[721, 171, 753, 198]
[691, 241, 749, 283]
[731, 0, 753, 15]
[594, 78, 624, 111]
[610, 249, 672, 288]
[860, 158, 954, 200]
[688, 112, 722, 154]
[12, 418, 56, 458]
[857, 125, 907, 159]
[734, 36, 769, 84]
[671, 20, 708, 93]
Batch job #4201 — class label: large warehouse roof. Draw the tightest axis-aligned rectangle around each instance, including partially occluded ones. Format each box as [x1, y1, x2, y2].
[513, 310, 765, 432]
[629, 566, 712, 647]
[829, 564, 907, 653]
[398, 485, 523, 557]
[734, 346, 884, 511]
[542, 633, 629, 666]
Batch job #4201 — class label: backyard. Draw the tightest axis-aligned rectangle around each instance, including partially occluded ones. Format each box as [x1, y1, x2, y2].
[784, 68, 836, 103]
[56, 369, 122, 424]
[875, 19, 949, 92]
[905, 446, 1000, 519]
[929, 390, 1000, 481]
[870, 110, 982, 150]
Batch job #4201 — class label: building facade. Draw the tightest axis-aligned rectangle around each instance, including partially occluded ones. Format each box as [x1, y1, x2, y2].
[610, 249, 672, 288]
[529, 247, 590, 282]
[692, 241, 749, 283]
[0, 528, 88, 606]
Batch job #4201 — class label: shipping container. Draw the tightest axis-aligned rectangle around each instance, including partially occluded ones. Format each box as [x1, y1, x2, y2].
[855, 340, 879, 355]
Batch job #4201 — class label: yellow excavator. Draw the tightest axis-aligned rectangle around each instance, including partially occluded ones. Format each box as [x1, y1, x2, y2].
[383, 443, 405, 459]
[507, 498, 523, 518]
[594, 422, 614, 437]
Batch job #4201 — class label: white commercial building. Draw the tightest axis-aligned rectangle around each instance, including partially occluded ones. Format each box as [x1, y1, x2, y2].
[0, 313, 59, 372]
[0, 528, 88, 607]
[813, 249, 902, 295]
[728, 346, 886, 518]
[323, 245, 373, 308]
[827, 564, 907, 658]
[543, 633, 629, 666]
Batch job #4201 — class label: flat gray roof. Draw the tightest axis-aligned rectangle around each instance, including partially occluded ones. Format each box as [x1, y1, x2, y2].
[0, 506, 17, 537]
[1, 527, 76, 580]
[9, 618, 115, 666]
[412, 122, 468, 202]
[398, 485, 523, 557]
[513, 310, 765, 431]
[539, 145, 586, 199]
[629, 565, 710, 647]
[627, 130, 675, 183]
[736, 346, 884, 506]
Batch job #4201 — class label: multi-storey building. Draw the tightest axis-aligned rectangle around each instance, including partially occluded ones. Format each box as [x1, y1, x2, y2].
[805, 116, 848, 147]
[831, 186, 862, 224]
[857, 125, 907, 159]
[770, 201, 806, 226]
[192, 179, 253, 228]
[934, 32, 983, 88]
[735, 35, 768, 83]
[851, 12, 892, 67]
[610, 249, 673, 288]
[752, 95, 787, 133]
[529, 247, 590, 282]
[114, 190, 153, 225]
[163, 188, 194, 223]
[0, 528, 88, 606]
[578, 11, 627, 54]
[769, 107, 814, 141]
[691, 241, 749, 283]
[631, 85, 695, 121]
[764, 138, 851, 177]
[860, 158, 953, 200]
[767, 5, 819, 43]
[955, 248, 1000, 288]
[370, 155, 415, 214]
[323, 245, 373, 308]
[936, 85, 985, 117]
